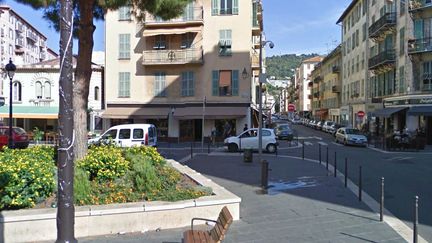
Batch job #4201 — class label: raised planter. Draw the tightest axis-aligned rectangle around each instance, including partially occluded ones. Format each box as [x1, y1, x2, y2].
[243, 149, 253, 162]
[0, 159, 241, 242]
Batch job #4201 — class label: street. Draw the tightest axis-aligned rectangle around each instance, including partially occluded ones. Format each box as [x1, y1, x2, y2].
[157, 124, 432, 241]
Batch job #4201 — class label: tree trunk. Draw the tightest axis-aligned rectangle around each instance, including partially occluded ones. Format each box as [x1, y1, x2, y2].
[73, 0, 95, 161]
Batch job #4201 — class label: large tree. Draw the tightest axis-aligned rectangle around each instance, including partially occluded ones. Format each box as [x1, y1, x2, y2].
[14, 0, 190, 160]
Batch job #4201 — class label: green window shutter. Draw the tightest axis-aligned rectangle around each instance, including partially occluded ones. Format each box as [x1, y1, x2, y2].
[212, 70, 219, 96]
[233, 0, 239, 14]
[125, 73, 130, 97]
[414, 19, 424, 40]
[232, 70, 239, 96]
[181, 72, 187, 96]
[211, 0, 219, 15]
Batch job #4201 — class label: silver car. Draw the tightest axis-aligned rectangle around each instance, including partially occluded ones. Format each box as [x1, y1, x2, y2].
[335, 127, 368, 147]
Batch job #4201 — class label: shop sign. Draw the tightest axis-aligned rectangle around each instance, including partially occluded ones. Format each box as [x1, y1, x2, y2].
[420, 98, 432, 104]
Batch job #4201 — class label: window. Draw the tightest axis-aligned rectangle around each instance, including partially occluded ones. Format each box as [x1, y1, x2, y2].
[361, 79, 364, 96]
[181, 33, 193, 49]
[154, 72, 166, 97]
[362, 23, 367, 41]
[212, 70, 239, 96]
[119, 129, 131, 139]
[154, 35, 167, 49]
[363, 0, 367, 15]
[219, 29, 232, 56]
[356, 29, 359, 47]
[35, 81, 43, 99]
[119, 34, 130, 59]
[211, 0, 238, 15]
[133, 129, 144, 139]
[399, 66, 405, 93]
[102, 129, 117, 139]
[94, 86, 100, 101]
[400, 0, 406, 16]
[118, 6, 131, 20]
[356, 55, 359, 72]
[12, 82, 22, 102]
[118, 72, 130, 97]
[44, 81, 51, 99]
[181, 71, 194, 96]
[400, 27, 405, 55]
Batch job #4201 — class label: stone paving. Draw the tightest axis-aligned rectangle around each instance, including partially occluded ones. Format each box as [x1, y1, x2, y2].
[81, 154, 406, 243]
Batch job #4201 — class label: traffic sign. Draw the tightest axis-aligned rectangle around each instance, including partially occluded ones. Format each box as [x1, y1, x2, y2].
[357, 111, 365, 118]
[288, 104, 295, 112]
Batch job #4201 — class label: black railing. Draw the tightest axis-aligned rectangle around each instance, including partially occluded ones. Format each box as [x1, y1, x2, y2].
[409, 0, 432, 11]
[368, 12, 396, 39]
[332, 85, 341, 93]
[332, 65, 340, 73]
[408, 37, 432, 54]
[313, 76, 322, 83]
[368, 49, 396, 70]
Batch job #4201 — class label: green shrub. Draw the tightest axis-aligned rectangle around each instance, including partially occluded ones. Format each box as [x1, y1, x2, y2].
[0, 146, 56, 209]
[74, 167, 92, 205]
[77, 145, 129, 182]
[124, 146, 166, 166]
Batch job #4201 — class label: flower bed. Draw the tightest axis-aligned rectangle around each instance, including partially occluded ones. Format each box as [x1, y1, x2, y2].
[0, 145, 212, 211]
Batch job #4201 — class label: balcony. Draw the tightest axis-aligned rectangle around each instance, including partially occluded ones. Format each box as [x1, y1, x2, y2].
[308, 94, 312, 99]
[26, 30, 38, 42]
[40, 52, 46, 60]
[332, 65, 340, 73]
[142, 48, 203, 65]
[15, 38, 24, 47]
[408, 38, 432, 54]
[144, 7, 203, 27]
[308, 81, 313, 87]
[332, 85, 341, 93]
[368, 12, 396, 41]
[313, 92, 320, 98]
[15, 22, 24, 32]
[409, 0, 432, 12]
[368, 49, 396, 71]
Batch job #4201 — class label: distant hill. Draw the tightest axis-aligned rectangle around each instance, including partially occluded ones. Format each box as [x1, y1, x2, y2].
[265, 53, 319, 80]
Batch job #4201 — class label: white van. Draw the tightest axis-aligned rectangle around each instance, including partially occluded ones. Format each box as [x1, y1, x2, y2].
[88, 124, 157, 147]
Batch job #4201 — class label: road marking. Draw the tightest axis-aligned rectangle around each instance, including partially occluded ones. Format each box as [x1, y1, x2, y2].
[313, 136, 323, 140]
[385, 157, 414, 161]
[304, 141, 313, 146]
[331, 142, 343, 147]
[317, 141, 328, 146]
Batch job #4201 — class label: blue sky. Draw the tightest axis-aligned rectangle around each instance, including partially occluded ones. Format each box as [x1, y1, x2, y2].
[3, 0, 351, 56]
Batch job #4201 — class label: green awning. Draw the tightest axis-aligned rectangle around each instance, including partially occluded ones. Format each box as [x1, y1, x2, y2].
[0, 106, 58, 119]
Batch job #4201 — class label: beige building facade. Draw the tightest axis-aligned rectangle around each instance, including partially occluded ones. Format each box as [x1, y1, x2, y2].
[294, 56, 322, 117]
[104, 0, 262, 141]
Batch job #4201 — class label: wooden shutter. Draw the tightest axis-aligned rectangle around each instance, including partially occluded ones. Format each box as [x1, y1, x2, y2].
[211, 0, 219, 15]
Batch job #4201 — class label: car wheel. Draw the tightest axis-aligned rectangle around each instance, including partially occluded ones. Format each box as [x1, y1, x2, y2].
[228, 143, 238, 152]
[335, 138, 339, 143]
[266, 144, 277, 153]
[343, 139, 347, 146]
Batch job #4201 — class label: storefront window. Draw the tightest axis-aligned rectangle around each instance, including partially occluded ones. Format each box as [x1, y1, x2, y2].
[147, 119, 168, 138]
[215, 119, 236, 138]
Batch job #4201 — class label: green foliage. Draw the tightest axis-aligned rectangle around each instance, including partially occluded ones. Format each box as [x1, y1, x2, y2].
[0, 146, 56, 210]
[266, 53, 319, 80]
[32, 127, 44, 142]
[77, 145, 129, 182]
[74, 167, 92, 205]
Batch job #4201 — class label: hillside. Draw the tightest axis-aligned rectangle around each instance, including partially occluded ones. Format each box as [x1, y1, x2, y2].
[265, 53, 319, 80]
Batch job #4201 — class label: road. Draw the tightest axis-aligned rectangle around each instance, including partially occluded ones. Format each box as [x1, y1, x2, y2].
[158, 124, 432, 241]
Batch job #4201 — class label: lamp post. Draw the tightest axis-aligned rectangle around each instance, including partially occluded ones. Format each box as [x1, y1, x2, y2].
[5, 59, 16, 149]
[258, 34, 274, 164]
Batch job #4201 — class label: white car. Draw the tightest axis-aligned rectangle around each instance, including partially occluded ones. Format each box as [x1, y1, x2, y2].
[335, 127, 367, 147]
[224, 128, 278, 153]
[322, 121, 334, 133]
[88, 124, 158, 147]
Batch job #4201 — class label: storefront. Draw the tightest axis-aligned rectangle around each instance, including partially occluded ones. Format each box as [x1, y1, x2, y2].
[329, 108, 340, 123]
[340, 106, 350, 127]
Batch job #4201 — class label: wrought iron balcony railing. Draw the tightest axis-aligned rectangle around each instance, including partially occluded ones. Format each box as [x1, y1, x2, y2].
[368, 12, 396, 39]
[142, 48, 203, 65]
[409, 0, 432, 11]
[408, 37, 432, 54]
[368, 49, 396, 70]
[145, 7, 203, 25]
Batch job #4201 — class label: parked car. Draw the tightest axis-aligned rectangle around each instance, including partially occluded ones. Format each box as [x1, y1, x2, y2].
[322, 121, 334, 133]
[291, 118, 302, 125]
[88, 124, 158, 147]
[0, 126, 29, 149]
[335, 127, 368, 147]
[224, 128, 278, 153]
[315, 121, 324, 130]
[274, 124, 294, 140]
[329, 123, 343, 136]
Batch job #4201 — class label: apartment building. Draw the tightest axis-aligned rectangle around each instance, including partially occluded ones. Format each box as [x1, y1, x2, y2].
[337, 0, 377, 128]
[294, 56, 323, 117]
[310, 45, 342, 122]
[0, 6, 50, 66]
[0, 57, 104, 135]
[104, 0, 262, 141]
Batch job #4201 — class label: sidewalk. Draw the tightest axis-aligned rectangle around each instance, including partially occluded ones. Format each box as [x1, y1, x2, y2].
[81, 154, 406, 243]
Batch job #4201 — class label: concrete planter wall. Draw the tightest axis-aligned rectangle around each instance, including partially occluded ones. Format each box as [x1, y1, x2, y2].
[0, 160, 241, 243]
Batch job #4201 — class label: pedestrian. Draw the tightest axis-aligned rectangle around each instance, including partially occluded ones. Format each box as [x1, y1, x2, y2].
[223, 121, 232, 138]
[211, 126, 216, 145]
[243, 124, 248, 132]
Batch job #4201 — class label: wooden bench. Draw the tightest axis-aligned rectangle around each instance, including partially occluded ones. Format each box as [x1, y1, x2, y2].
[183, 206, 233, 243]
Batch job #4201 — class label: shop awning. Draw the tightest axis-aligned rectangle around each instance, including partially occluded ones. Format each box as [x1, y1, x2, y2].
[102, 107, 170, 119]
[373, 107, 408, 118]
[408, 106, 432, 116]
[174, 107, 247, 119]
[0, 106, 58, 119]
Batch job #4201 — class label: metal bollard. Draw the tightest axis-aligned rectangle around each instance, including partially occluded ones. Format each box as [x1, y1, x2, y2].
[380, 177, 384, 222]
[207, 140, 210, 154]
[319, 144, 322, 165]
[359, 166, 362, 201]
[261, 160, 269, 189]
[326, 147, 329, 167]
[414, 196, 418, 243]
[190, 142, 193, 159]
[239, 138, 242, 154]
[344, 158, 348, 188]
[334, 151, 337, 178]
[302, 140, 304, 160]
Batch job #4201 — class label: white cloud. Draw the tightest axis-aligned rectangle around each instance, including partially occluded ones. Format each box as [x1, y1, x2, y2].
[92, 51, 105, 66]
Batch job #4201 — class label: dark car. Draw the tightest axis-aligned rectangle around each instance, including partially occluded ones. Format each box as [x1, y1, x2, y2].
[0, 126, 30, 149]
[329, 123, 343, 136]
[274, 124, 294, 140]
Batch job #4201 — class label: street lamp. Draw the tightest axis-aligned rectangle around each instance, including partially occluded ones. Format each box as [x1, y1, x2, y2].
[258, 35, 274, 164]
[5, 59, 16, 149]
